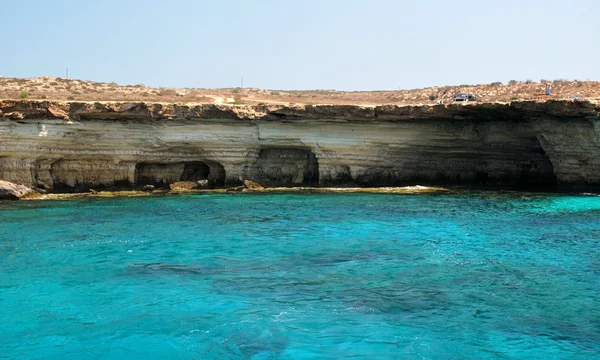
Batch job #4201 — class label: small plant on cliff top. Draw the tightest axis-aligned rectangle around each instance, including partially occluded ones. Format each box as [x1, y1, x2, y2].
[19, 91, 29, 99]
[510, 96, 520, 101]
[490, 82, 502, 86]
[428, 93, 437, 101]
[508, 80, 518, 86]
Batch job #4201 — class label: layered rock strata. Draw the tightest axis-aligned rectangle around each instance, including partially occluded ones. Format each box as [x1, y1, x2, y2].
[0, 100, 598, 192]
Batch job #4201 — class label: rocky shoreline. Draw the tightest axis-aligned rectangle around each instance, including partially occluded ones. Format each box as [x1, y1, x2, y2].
[14, 185, 450, 201]
[1, 99, 599, 194]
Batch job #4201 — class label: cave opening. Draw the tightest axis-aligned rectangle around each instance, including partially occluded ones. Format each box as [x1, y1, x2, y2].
[181, 162, 210, 182]
[135, 161, 226, 188]
[255, 148, 319, 187]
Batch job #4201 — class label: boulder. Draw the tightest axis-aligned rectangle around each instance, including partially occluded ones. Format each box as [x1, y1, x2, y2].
[243, 180, 265, 190]
[197, 179, 210, 189]
[169, 181, 197, 191]
[142, 184, 155, 192]
[0, 180, 35, 200]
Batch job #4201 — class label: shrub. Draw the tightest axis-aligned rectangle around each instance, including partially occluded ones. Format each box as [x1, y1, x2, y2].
[510, 96, 520, 101]
[142, 92, 149, 97]
[540, 79, 549, 84]
[296, 94, 304, 98]
[67, 96, 75, 100]
[19, 91, 29, 99]
[428, 93, 437, 101]
[40, 95, 48, 99]
[508, 80, 518, 86]
[232, 88, 240, 94]
[270, 91, 280, 96]
[577, 81, 584, 87]
[233, 95, 244, 105]
[525, 79, 533, 84]
[490, 82, 502, 86]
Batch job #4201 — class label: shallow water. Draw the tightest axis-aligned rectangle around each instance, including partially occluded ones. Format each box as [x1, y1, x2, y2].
[1, 192, 600, 359]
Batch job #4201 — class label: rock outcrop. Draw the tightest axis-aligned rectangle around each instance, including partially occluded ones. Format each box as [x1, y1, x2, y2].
[0, 100, 598, 192]
[243, 180, 265, 190]
[0, 180, 34, 200]
[169, 181, 198, 191]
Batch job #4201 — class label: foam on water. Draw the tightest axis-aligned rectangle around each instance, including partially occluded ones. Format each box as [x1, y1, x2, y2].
[1, 193, 599, 359]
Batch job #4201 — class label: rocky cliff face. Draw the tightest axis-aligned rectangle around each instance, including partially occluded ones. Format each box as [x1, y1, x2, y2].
[0, 100, 598, 191]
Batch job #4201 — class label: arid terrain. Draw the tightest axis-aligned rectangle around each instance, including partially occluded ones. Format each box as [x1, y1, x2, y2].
[1, 76, 598, 105]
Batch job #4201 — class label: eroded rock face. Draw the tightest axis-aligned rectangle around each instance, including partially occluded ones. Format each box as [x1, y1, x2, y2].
[0, 100, 598, 191]
[0, 180, 34, 200]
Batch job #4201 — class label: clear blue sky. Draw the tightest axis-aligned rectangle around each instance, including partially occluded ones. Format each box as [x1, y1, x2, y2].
[2, 0, 598, 90]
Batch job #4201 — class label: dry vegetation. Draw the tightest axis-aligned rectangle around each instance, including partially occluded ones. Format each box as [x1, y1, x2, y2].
[0, 76, 598, 105]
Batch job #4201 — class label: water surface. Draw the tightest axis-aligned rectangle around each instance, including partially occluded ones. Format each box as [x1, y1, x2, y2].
[1, 192, 599, 359]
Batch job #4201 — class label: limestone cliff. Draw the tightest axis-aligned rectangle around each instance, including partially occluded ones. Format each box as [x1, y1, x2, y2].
[0, 100, 598, 192]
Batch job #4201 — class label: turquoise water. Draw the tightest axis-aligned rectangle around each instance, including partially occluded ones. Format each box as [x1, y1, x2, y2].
[1, 192, 600, 359]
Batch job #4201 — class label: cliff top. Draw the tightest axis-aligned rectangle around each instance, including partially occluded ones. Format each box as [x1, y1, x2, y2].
[1, 99, 598, 122]
[1, 76, 599, 106]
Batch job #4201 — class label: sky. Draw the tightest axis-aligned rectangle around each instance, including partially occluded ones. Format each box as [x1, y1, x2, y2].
[1, 0, 598, 90]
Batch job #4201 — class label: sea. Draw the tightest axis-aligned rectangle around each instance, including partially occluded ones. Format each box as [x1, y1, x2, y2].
[1, 192, 599, 359]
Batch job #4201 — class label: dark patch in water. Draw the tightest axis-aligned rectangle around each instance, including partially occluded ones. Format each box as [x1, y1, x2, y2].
[124, 262, 219, 276]
[205, 328, 290, 359]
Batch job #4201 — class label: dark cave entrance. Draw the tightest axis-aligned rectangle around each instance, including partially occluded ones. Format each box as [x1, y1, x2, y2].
[181, 162, 211, 182]
[135, 161, 226, 188]
[255, 148, 319, 187]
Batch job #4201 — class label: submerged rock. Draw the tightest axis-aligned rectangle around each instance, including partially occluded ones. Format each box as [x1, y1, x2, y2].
[0, 180, 35, 200]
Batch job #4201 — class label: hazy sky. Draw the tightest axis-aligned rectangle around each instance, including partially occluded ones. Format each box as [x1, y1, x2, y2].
[2, 0, 598, 90]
